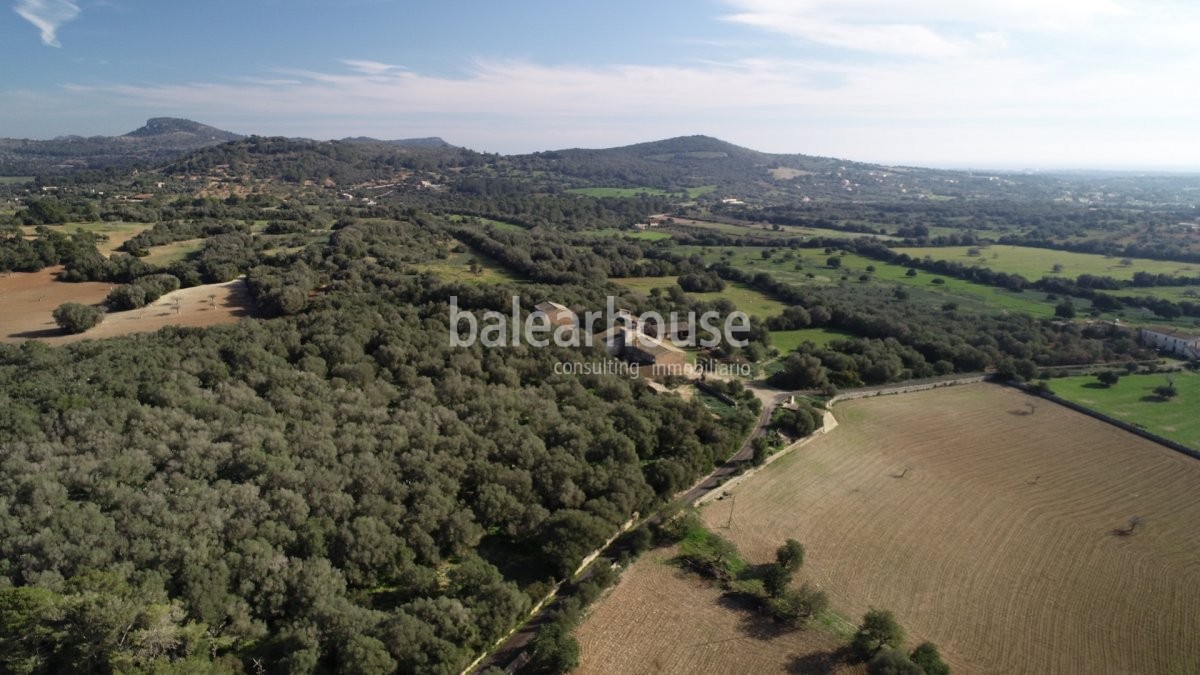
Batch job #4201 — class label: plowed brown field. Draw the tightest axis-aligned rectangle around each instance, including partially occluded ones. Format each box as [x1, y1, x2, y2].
[1, 269, 250, 345]
[701, 384, 1200, 674]
[576, 548, 865, 675]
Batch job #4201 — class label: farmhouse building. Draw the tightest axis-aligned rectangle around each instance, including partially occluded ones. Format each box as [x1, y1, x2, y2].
[534, 301, 576, 329]
[593, 325, 688, 375]
[625, 332, 687, 373]
[1139, 326, 1200, 360]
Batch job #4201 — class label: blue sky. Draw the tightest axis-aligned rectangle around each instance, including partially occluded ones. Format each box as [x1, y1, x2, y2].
[4, 0, 1199, 169]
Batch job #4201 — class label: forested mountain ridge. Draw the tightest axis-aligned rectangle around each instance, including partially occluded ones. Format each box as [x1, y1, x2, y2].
[7, 120, 1198, 207]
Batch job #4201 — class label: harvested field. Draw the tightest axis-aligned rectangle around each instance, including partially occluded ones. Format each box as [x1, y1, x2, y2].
[0, 271, 251, 345]
[576, 548, 864, 675]
[702, 384, 1200, 674]
[61, 280, 252, 344]
[0, 267, 111, 342]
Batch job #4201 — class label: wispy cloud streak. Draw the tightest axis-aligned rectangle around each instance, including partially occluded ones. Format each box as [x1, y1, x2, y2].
[14, 0, 80, 47]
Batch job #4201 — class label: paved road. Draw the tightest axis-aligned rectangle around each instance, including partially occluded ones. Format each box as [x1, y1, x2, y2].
[677, 389, 789, 504]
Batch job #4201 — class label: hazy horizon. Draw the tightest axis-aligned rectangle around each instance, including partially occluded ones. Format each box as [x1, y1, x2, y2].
[5, 0, 1200, 171]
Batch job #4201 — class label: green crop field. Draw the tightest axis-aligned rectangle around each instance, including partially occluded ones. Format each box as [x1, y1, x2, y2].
[412, 239, 522, 284]
[575, 228, 672, 241]
[769, 327, 855, 352]
[565, 185, 715, 198]
[670, 217, 879, 240]
[1110, 286, 1200, 303]
[144, 238, 206, 265]
[1050, 371, 1200, 449]
[444, 215, 527, 231]
[612, 276, 787, 319]
[678, 245, 1069, 318]
[895, 244, 1200, 280]
[0, 176, 34, 185]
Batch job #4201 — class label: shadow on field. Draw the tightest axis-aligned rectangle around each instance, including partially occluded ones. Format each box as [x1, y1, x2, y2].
[717, 590, 797, 642]
[786, 646, 856, 673]
[8, 327, 65, 339]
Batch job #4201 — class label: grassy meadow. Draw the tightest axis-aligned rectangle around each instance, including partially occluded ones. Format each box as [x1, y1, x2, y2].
[1049, 370, 1200, 449]
[895, 244, 1200, 280]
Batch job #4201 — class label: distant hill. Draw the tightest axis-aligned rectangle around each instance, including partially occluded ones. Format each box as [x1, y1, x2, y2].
[341, 136, 455, 148]
[493, 134, 1102, 202]
[123, 117, 244, 142]
[162, 136, 483, 184]
[0, 118, 244, 174]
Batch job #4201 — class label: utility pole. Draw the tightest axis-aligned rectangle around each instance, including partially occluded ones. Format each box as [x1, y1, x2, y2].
[725, 493, 736, 529]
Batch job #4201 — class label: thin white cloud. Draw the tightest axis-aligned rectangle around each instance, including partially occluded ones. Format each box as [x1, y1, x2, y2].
[50, 51, 1200, 166]
[14, 0, 80, 47]
[341, 59, 405, 76]
[24, 1, 1200, 168]
[720, 0, 1131, 57]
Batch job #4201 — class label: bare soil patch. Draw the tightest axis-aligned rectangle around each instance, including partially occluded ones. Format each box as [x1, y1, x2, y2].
[1, 270, 251, 345]
[0, 268, 111, 342]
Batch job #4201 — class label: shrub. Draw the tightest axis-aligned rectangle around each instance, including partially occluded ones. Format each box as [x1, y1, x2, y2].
[852, 608, 905, 659]
[52, 302, 103, 334]
[910, 642, 950, 675]
[765, 583, 828, 628]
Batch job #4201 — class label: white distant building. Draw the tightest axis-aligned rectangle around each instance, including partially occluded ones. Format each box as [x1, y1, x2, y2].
[1139, 327, 1200, 360]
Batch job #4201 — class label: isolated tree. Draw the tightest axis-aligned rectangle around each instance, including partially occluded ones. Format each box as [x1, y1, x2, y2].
[1154, 382, 1178, 400]
[910, 642, 950, 675]
[827, 256, 842, 269]
[1097, 371, 1120, 387]
[766, 583, 828, 628]
[905, 268, 918, 277]
[751, 435, 771, 466]
[775, 539, 805, 573]
[1055, 301, 1076, 319]
[52, 302, 102, 334]
[853, 608, 905, 658]
[762, 564, 792, 598]
[1051, 263, 1064, 274]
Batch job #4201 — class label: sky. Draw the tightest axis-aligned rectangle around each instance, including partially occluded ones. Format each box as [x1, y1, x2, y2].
[3, 0, 1199, 169]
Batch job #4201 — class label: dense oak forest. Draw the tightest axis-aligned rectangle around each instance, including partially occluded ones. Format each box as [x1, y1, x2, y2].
[0, 218, 753, 673]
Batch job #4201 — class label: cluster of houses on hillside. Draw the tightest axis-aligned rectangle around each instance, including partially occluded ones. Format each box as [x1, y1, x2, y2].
[1139, 326, 1200, 361]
